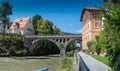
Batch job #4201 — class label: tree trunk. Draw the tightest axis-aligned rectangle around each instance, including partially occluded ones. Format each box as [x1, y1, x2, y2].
[5, 24, 7, 33]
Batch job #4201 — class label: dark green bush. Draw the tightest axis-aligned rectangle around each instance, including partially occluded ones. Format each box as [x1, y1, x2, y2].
[0, 35, 28, 56]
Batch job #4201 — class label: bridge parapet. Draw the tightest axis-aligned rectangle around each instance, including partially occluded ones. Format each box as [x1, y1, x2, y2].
[25, 34, 82, 39]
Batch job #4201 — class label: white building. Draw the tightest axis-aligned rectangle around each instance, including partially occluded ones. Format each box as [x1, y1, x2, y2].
[9, 17, 34, 35]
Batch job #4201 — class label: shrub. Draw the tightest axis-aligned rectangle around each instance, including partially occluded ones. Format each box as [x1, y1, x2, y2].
[60, 57, 73, 71]
[87, 41, 96, 53]
[66, 51, 74, 57]
[0, 35, 28, 56]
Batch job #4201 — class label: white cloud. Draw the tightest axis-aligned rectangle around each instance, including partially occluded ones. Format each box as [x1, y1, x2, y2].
[76, 29, 82, 33]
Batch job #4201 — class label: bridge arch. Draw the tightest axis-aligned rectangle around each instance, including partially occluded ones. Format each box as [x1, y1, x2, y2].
[30, 39, 60, 55]
[64, 39, 82, 49]
[65, 39, 82, 54]
[32, 39, 60, 48]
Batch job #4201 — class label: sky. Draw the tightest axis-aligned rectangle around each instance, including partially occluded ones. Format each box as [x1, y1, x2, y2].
[0, 0, 103, 34]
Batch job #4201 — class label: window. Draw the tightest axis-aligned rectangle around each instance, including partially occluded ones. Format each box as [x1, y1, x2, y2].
[88, 35, 89, 40]
[93, 11, 98, 18]
[94, 22, 99, 28]
[88, 24, 89, 29]
[86, 14, 90, 21]
[14, 26, 16, 31]
[83, 14, 90, 24]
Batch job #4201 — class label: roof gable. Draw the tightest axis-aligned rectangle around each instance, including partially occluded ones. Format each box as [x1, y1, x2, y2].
[10, 17, 30, 29]
[80, 7, 100, 21]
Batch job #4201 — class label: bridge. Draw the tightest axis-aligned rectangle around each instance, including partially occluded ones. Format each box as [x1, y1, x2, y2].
[24, 34, 82, 57]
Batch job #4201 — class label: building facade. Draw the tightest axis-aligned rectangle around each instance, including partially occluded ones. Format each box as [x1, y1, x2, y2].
[9, 17, 34, 35]
[80, 6, 102, 50]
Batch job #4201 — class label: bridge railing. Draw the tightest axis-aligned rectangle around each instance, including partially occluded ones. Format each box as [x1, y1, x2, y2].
[25, 34, 82, 38]
[79, 54, 90, 71]
[0, 33, 82, 38]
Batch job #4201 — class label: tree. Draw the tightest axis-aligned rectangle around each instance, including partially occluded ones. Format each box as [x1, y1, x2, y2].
[87, 41, 96, 53]
[0, 1, 12, 33]
[37, 19, 54, 34]
[95, 36, 101, 55]
[53, 25, 63, 34]
[99, 0, 120, 70]
[32, 14, 43, 34]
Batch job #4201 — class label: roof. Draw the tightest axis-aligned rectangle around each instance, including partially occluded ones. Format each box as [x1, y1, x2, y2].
[10, 17, 30, 29]
[80, 7, 100, 21]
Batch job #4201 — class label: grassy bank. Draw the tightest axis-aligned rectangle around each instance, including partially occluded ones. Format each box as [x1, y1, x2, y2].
[91, 54, 109, 66]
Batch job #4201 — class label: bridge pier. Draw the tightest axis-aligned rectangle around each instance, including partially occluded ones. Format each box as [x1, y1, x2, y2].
[58, 43, 67, 57]
[60, 48, 66, 57]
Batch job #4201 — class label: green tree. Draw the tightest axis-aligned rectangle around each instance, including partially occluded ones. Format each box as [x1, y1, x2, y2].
[53, 25, 63, 34]
[99, 0, 120, 70]
[95, 36, 101, 55]
[0, 1, 12, 33]
[87, 41, 96, 53]
[37, 19, 54, 34]
[32, 14, 43, 34]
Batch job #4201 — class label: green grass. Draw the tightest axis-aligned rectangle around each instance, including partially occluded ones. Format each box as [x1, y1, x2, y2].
[91, 54, 109, 66]
[59, 57, 73, 71]
[0, 56, 60, 71]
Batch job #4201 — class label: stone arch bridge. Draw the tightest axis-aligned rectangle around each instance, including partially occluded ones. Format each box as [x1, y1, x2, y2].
[24, 34, 82, 57]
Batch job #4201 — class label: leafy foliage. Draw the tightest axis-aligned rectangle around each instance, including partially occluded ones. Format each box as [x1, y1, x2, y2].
[37, 19, 54, 34]
[0, 35, 28, 56]
[32, 14, 43, 34]
[87, 41, 96, 53]
[0, 1, 12, 31]
[98, 0, 120, 70]
[53, 25, 63, 34]
[87, 41, 96, 48]
[66, 51, 74, 57]
[60, 57, 73, 71]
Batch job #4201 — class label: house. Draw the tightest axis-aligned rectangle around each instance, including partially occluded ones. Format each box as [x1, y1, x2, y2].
[80, 6, 102, 50]
[9, 17, 34, 35]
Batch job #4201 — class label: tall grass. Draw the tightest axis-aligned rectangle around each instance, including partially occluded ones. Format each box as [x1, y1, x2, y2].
[59, 57, 73, 71]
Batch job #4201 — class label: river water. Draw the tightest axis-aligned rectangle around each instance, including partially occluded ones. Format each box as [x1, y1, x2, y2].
[0, 55, 60, 71]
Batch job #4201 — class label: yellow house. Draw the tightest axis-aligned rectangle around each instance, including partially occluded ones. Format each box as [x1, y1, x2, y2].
[80, 6, 102, 50]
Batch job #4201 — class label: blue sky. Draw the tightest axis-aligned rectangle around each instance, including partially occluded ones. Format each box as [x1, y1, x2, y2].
[0, 0, 103, 34]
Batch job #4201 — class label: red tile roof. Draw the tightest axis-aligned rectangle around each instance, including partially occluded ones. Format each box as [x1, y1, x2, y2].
[80, 7, 100, 21]
[10, 17, 30, 29]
